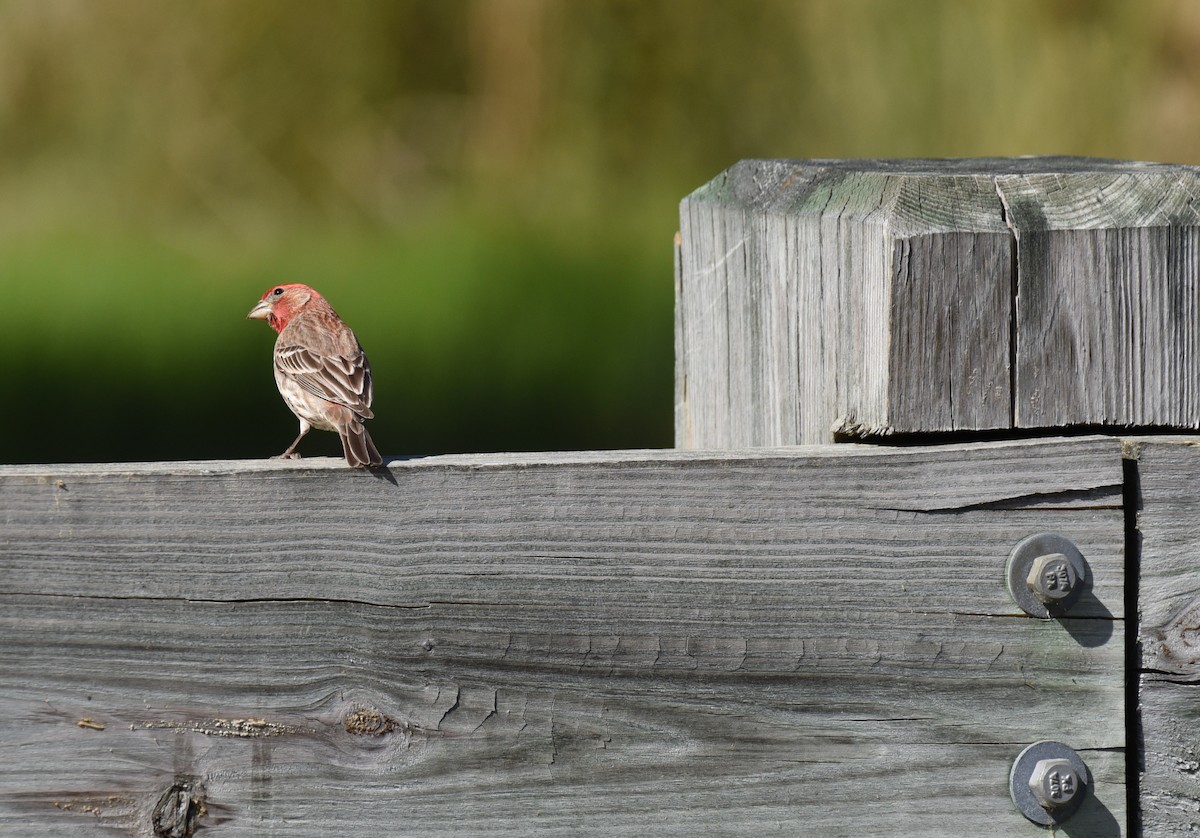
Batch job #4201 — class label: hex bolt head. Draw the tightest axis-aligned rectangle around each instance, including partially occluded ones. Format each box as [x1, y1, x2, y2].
[1028, 757, 1081, 809]
[1026, 553, 1078, 604]
[1006, 534, 1089, 618]
[1010, 740, 1090, 826]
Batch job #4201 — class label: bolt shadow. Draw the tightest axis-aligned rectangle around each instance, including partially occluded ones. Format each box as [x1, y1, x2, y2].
[1055, 562, 1116, 648]
[1059, 769, 1123, 838]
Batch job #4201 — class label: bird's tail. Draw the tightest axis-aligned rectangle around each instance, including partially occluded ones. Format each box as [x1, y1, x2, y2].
[340, 420, 382, 469]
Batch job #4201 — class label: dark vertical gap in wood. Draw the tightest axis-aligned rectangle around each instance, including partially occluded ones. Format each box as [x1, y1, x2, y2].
[1122, 452, 1144, 837]
[995, 181, 1020, 431]
[673, 229, 686, 448]
[1008, 229, 1019, 430]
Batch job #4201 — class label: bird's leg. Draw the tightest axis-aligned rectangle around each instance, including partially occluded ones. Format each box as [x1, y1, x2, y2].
[273, 422, 310, 460]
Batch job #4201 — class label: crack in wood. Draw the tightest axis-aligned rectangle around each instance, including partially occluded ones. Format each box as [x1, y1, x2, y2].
[877, 484, 1123, 514]
[0, 590, 435, 611]
[436, 686, 461, 731]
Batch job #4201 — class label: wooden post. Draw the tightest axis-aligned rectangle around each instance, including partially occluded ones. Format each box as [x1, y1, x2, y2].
[1128, 438, 1200, 835]
[677, 157, 1200, 447]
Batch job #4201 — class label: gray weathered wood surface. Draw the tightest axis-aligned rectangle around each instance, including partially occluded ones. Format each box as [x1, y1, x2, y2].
[1131, 438, 1200, 834]
[997, 173, 1200, 430]
[0, 439, 1125, 835]
[677, 157, 1200, 447]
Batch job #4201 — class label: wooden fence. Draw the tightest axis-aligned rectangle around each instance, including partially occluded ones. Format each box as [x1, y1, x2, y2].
[4, 158, 1200, 836]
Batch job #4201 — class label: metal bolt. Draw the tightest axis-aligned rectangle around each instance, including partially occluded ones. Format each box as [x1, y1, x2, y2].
[1028, 757, 1081, 809]
[1009, 740, 1089, 826]
[1005, 533, 1089, 618]
[1026, 553, 1078, 605]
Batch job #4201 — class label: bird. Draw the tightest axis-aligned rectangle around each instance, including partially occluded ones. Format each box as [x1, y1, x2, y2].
[247, 284, 382, 468]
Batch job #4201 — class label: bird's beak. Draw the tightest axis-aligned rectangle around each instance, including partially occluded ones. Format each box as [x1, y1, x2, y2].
[247, 299, 272, 320]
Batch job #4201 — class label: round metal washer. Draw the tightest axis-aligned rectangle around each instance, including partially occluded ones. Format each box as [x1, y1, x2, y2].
[1005, 532, 1088, 619]
[1009, 740, 1089, 827]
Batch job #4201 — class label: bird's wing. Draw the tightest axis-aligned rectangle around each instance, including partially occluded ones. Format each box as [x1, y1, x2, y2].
[275, 318, 374, 419]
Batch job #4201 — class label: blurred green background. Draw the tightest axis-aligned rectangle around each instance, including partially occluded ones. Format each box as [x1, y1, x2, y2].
[2, 0, 1198, 463]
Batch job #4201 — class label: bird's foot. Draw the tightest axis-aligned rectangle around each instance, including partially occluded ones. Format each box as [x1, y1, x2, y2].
[270, 452, 302, 460]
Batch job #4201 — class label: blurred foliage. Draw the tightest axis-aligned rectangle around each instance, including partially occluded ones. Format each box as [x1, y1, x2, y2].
[1, 0, 1199, 463]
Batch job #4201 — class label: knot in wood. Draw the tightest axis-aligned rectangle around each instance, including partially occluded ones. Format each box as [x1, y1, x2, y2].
[152, 778, 204, 838]
[343, 707, 401, 737]
[1154, 601, 1200, 668]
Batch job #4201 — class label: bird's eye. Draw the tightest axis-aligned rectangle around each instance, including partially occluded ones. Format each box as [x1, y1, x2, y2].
[273, 287, 284, 296]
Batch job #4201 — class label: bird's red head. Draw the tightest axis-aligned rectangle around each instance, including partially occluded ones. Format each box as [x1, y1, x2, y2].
[247, 283, 325, 333]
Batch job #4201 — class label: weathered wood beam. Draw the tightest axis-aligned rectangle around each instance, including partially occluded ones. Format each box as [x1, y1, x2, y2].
[0, 440, 1125, 835]
[1129, 438, 1200, 834]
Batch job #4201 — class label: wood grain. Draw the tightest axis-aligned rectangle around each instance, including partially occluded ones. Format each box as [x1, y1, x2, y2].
[678, 159, 1013, 447]
[0, 439, 1126, 835]
[677, 157, 1200, 448]
[997, 172, 1200, 430]
[1129, 437, 1200, 835]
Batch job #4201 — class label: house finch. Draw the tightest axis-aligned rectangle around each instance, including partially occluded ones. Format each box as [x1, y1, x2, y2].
[247, 284, 382, 469]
